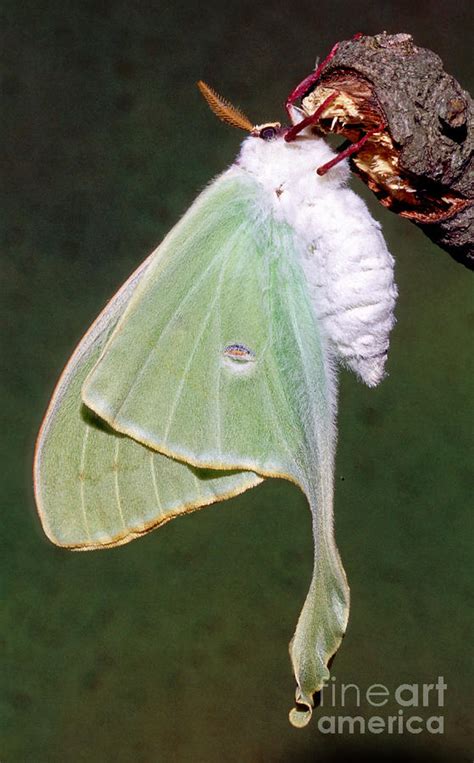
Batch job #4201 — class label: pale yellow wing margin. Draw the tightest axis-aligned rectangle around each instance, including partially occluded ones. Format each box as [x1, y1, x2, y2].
[34, 250, 262, 550]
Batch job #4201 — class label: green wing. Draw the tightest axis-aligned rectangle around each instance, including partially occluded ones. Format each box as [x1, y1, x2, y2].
[34, 238, 262, 551]
[83, 169, 349, 727]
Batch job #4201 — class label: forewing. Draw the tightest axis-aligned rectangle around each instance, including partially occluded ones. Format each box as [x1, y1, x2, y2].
[84, 172, 312, 475]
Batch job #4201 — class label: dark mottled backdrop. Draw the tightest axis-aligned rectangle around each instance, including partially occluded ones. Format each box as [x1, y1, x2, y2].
[1, 1, 472, 761]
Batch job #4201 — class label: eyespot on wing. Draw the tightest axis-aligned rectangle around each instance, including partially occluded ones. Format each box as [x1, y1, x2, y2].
[222, 343, 256, 372]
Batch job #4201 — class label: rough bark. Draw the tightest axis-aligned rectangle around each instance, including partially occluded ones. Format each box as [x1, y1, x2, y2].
[300, 33, 473, 268]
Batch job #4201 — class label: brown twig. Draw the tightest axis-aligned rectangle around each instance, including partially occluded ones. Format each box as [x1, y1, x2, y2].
[298, 32, 473, 269]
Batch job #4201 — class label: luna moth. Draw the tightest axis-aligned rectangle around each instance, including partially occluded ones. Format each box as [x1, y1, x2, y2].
[34, 81, 397, 728]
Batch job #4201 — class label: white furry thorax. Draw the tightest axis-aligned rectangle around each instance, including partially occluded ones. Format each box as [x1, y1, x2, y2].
[233, 134, 398, 388]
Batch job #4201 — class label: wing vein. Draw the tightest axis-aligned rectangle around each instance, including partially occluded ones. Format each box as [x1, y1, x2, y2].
[79, 426, 92, 542]
[149, 451, 163, 514]
[193, 469, 202, 501]
[113, 439, 127, 530]
[214, 258, 227, 457]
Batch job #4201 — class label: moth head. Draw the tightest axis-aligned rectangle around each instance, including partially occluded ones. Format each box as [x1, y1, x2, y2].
[197, 81, 283, 140]
[251, 122, 283, 141]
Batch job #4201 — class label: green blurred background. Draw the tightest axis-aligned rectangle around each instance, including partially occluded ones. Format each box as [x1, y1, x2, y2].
[1, 1, 472, 760]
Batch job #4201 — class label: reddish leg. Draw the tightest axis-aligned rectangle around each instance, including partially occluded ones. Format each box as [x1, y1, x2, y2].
[316, 124, 385, 175]
[284, 91, 338, 142]
[285, 33, 364, 122]
[285, 42, 340, 120]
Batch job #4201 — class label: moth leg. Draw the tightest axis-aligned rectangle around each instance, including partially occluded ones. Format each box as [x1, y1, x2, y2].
[285, 42, 341, 124]
[316, 123, 386, 175]
[285, 33, 363, 124]
[284, 91, 338, 142]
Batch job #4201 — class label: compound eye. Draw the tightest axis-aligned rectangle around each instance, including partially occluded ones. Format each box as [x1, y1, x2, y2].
[259, 125, 278, 141]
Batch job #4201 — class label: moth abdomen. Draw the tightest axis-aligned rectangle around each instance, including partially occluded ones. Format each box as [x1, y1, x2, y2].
[301, 232, 397, 388]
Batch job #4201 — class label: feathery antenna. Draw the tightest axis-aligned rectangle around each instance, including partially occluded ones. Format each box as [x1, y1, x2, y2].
[197, 81, 254, 132]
